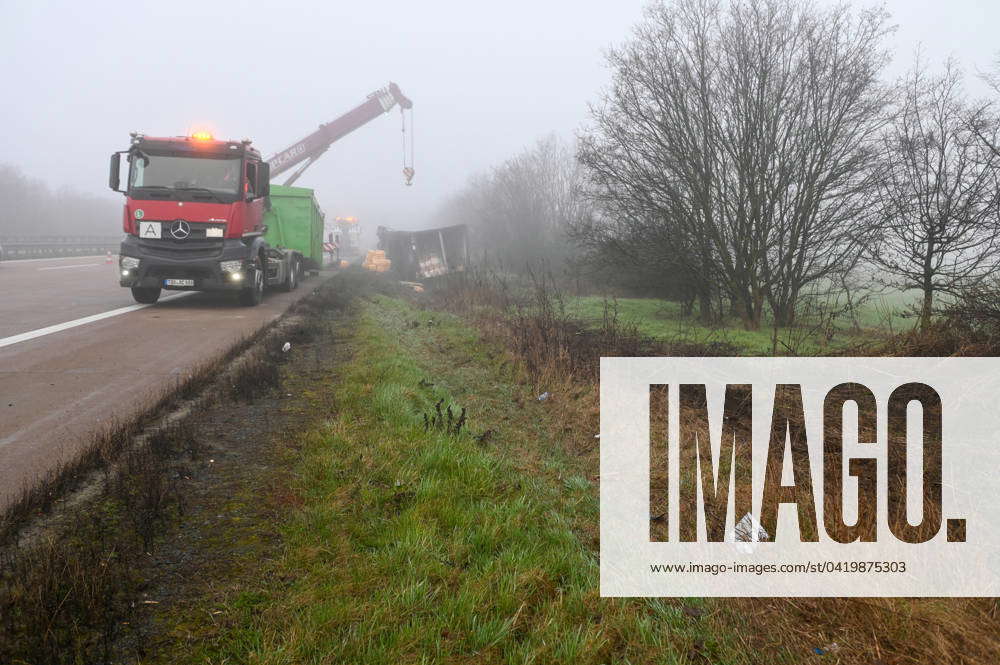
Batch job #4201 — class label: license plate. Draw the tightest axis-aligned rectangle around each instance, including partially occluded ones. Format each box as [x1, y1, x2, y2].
[164, 278, 195, 287]
[139, 221, 162, 239]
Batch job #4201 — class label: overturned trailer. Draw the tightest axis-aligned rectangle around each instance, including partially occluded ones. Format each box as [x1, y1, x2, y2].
[376, 224, 469, 279]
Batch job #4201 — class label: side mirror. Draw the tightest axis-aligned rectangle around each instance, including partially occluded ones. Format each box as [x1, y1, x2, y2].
[259, 162, 270, 197]
[109, 152, 126, 193]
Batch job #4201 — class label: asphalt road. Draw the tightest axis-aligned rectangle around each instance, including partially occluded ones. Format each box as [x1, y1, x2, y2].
[0, 255, 323, 506]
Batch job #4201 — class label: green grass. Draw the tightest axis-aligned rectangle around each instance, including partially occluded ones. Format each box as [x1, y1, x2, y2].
[176, 295, 764, 664]
[562, 293, 917, 355]
[564, 297, 779, 354]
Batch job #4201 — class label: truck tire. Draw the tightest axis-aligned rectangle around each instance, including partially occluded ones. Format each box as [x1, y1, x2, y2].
[131, 286, 161, 304]
[239, 258, 265, 306]
[281, 256, 299, 292]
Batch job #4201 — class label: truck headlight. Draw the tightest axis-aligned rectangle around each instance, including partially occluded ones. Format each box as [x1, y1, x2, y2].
[121, 256, 140, 269]
[219, 260, 243, 273]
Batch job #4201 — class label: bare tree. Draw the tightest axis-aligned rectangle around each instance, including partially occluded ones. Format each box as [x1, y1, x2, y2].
[438, 135, 587, 270]
[869, 60, 1000, 329]
[578, 0, 727, 322]
[578, 0, 892, 329]
[981, 51, 1000, 97]
[750, 3, 891, 325]
[970, 51, 1000, 160]
[568, 202, 708, 310]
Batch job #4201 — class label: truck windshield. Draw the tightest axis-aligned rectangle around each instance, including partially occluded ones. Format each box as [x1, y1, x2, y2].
[129, 154, 241, 195]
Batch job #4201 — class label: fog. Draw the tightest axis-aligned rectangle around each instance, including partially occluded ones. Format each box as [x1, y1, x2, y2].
[1, 0, 997, 237]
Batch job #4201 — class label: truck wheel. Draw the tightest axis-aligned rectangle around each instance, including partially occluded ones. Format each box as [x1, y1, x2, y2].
[239, 258, 264, 306]
[131, 286, 161, 304]
[282, 257, 299, 292]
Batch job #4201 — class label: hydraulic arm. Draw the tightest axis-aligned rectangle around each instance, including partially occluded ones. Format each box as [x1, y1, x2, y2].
[267, 82, 413, 186]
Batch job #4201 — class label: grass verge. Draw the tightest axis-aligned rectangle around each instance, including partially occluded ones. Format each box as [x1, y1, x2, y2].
[181, 293, 750, 664]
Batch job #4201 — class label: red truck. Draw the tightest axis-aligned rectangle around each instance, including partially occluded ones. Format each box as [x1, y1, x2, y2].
[110, 132, 275, 305]
[109, 82, 413, 306]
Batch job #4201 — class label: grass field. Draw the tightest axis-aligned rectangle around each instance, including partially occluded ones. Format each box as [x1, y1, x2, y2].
[562, 292, 919, 355]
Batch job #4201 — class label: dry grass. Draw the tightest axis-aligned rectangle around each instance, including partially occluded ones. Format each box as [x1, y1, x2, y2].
[730, 596, 1000, 664]
[430, 267, 737, 383]
[0, 420, 197, 663]
[425, 269, 1000, 665]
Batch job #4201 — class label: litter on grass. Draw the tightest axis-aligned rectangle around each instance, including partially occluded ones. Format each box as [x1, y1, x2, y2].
[728, 512, 770, 554]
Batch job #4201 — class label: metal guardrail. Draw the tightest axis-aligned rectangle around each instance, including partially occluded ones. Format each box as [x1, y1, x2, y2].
[0, 236, 122, 260]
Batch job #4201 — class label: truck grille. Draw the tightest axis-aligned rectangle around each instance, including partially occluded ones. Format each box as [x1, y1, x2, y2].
[146, 265, 215, 280]
[138, 237, 223, 258]
[176, 224, 224, 240]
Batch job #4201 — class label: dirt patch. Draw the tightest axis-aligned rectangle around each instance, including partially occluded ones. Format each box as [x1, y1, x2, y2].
[113, 305, 352, 661]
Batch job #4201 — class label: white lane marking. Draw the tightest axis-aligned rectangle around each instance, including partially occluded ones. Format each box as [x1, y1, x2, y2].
[2, 255, 110, 264]
[0, 292, 194, 350]
[37, 263, 103, 271]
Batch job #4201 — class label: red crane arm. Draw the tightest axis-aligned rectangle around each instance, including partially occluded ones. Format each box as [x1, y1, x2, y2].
[267, 82, 412, 186]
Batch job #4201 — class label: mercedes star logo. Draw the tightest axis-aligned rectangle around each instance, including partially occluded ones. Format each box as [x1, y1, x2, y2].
[170, 220, 191, 240]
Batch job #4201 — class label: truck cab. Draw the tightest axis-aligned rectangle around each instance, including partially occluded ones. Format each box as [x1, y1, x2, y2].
[110, 132, 277, 305]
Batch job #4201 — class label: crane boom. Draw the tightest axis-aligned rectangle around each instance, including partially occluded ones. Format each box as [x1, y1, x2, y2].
[267, 82, 413, 186]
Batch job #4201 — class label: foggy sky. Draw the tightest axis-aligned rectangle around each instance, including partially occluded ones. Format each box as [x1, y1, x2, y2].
[1, 0, 997, 235]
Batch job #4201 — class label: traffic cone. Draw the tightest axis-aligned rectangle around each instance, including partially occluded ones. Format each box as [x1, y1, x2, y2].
[105, 251, 113, 265]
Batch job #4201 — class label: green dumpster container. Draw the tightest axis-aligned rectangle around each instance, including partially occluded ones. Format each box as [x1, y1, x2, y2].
[263, 185, 325, 269]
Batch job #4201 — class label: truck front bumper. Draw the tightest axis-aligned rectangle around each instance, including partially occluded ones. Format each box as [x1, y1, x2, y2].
[118, 235, 250, 292]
